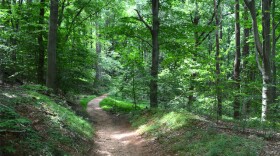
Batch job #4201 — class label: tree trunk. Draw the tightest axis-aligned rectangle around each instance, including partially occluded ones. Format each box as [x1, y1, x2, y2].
[188, 2, 200, 109]
[46, 0, 59, 91]
[244, 0, 272, 121]
[242, 5, 251, 115]
[93, 20, 102, 92]
[150, 0, 159, 108]
[261, 0, 272, 122]
[37, 0, 45, 85]
[271, 0, 277, 102]
[215, 0, 222, 119]
[233, 0, 241, 119]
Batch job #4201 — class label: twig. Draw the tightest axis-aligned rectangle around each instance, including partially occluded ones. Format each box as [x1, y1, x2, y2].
[0, 129, 26, 133]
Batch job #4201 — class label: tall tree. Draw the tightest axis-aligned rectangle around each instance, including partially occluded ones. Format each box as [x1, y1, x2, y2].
[188, 0, 221, 108]
[46, 0, 59, 91]
[233, 0, 241, 119]
[150, 0, 160, 108]
[37, 0, 45, 84]
[244, 0, 273, 121]
[136, 0, 160, 108]
[214, 0, 222, 119]
[93, 18, 102, 92]
[242, 5, 251, 115]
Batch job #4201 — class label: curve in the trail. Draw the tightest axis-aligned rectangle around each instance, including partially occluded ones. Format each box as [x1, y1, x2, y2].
[86, 95, 162, 156]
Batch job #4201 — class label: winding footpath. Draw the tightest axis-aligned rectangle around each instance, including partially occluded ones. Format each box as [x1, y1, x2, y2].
[86, 95, 162, 156]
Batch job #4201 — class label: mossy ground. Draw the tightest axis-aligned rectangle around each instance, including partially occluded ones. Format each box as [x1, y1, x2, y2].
[0, 85, 94, 155]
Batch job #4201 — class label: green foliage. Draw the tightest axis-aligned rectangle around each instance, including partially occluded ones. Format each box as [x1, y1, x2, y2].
[100, 97, 146, 113]
[0, 85, 94, 155]
[130, 109, 264, 156]
[29, 91, 94, 138]
[177, 130, 263, 156]
[80, 95, 97, 109]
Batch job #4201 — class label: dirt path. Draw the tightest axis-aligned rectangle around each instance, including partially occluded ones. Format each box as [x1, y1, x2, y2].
[86, 95, 162, 156]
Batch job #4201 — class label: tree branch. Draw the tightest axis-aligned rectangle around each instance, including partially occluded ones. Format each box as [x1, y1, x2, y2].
[244, 0, 263, 58]
[0, 130, 26, 133]
[255, 49, 264, 74]
[196, 0, 221, 44]
[135, 9, 152, 32]
[58, 0, 69, 26]
[127, 35, 152, 47]
[64, 1, 112, 42]
[274, 21, 280, 30]
[276, 34, 280, 42]
[196, 28, 215, 46]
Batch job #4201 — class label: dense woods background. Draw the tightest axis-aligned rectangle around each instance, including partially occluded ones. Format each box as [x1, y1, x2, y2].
[0, 0, 280, 155]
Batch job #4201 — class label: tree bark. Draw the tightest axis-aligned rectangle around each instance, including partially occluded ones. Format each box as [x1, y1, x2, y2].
[244, 0, 272, 121]
[271, 0, 277, 102]
[233, 0, 241, 119]
[215, 0, 222, 119]
[37, 0, 45, 85]
[261, 0, 272, 121]
[242, 5, 251, 115]
[46, 0, 59, 91]
[150, 0, 160, 108]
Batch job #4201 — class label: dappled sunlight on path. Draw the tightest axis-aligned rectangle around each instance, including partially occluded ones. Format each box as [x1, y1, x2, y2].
[86, 95, 162, 156]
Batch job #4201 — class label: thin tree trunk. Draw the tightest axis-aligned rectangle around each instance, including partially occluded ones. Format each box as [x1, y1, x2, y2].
[150, 0, 160, 108]
[37, 0, 45, 84]
[132, 61, 137, 109]
[271, 0, 277, 102]
[93, 20, 102, 92]
[233, 0, 241, 119]
[242, 5, 251, 115]
[46, 0, 59, 91]
[188, 1, 200, 109]
[215, 0, 222, 119]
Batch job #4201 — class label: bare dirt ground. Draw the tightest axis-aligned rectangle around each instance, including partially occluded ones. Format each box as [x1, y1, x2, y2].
[86, 95, 163, 156]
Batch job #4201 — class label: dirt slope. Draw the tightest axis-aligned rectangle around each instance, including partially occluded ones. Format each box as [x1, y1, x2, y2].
[86, 95, 163, 156]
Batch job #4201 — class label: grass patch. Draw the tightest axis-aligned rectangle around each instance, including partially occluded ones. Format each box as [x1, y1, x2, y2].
[130, 109, 264, 155]
[100, 97, 146, 113]
[80, 95, 96, 109]
[29, 91, 94, 138]
[0, 85, 94, 155]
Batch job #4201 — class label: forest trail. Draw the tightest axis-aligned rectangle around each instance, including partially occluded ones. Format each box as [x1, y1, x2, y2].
[86, 95, 163, 156]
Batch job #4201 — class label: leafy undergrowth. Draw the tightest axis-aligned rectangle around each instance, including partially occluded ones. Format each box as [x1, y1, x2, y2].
[100, 97, 264, 156]
[80, 95, 96, 109]
[0, 85, 94, 156]
[100, 97, 146, 113]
